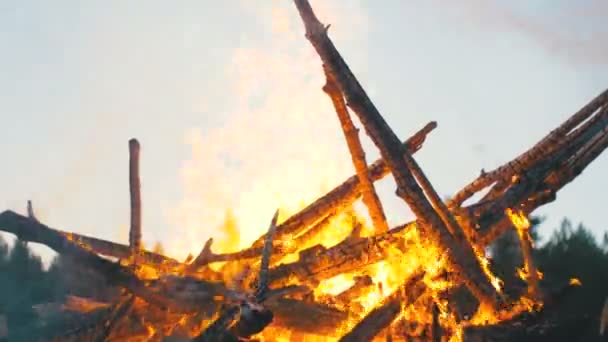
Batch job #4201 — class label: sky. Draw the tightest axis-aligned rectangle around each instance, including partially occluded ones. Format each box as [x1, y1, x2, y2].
[0, 0, 607, 263]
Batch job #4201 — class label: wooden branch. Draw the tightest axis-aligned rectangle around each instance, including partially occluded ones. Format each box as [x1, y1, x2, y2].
[449, 87, 608, 208]
[508, 209, 540, 300]
[293, 0, 500, 309]
[323, 68, 389, 233]
[256, 210, 279, 301]
[129, 138, 142, 254]
[475, 105, 608, 235]
[27, 200, 38, 222]
[58, 230, 181, 268]
[338, 271, 427, 342]
[252, 120, 436, 246]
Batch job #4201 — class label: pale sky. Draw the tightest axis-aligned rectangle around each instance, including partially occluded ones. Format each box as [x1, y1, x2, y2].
[1, 1, 607, 262]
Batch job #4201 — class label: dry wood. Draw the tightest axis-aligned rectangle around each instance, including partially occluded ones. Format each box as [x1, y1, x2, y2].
[293, 0, 500, 309]
[129, 138, 142, 253]
[449, 88, 608, 208]
[339, 271, 426, 342]
[324, 68, 389, 233]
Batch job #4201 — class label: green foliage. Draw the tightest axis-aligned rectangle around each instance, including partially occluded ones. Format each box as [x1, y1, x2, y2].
[491, 216, 608, 340]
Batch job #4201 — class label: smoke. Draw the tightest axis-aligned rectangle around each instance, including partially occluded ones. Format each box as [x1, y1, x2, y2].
[436, 0, 608, 66]
[166, 1, 369, 259]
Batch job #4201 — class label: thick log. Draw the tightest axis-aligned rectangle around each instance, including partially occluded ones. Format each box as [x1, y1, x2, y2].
[339, 271, 427, 342]
[293, 0, 500, 309]
[324, 67, 389, 233]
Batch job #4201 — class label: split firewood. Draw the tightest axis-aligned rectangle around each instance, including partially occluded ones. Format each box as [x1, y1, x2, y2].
[293, 0, 501, 309]
[324, 67, 389, 233]
[339, 271, 427, 342]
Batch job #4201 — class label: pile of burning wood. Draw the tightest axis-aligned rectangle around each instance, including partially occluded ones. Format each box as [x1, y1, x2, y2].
[1, 1, 607, 341]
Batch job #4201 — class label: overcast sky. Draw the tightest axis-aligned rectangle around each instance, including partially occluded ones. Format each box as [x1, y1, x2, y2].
[1, 0, 607, 262]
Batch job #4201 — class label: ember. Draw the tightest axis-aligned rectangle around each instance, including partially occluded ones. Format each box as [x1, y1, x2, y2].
[0, 1, 607, 341]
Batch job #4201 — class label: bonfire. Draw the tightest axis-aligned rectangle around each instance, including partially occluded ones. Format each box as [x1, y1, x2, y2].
[1, 1, 607, 341]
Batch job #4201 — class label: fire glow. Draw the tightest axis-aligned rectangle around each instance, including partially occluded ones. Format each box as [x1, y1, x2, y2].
[0, 0, 606, 341]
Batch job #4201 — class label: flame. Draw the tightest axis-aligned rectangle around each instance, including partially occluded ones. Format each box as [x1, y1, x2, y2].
[569, 277, 582, 286]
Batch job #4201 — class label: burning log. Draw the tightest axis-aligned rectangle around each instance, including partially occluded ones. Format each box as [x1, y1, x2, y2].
[268, 222, 414, 286]
[339, 271, 427, 342]
[323, 67, 389, 233]
[293, 0, 501, 309]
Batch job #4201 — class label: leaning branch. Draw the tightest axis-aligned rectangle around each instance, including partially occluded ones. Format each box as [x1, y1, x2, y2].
[293, 0, 500, 308]
[323, 68, 389, 233]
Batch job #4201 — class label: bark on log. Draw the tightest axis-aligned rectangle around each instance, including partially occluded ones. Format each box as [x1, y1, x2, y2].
[293, 0, 500, 309]
[129, 138, 142, 253]
[324, 68, 389, 233]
